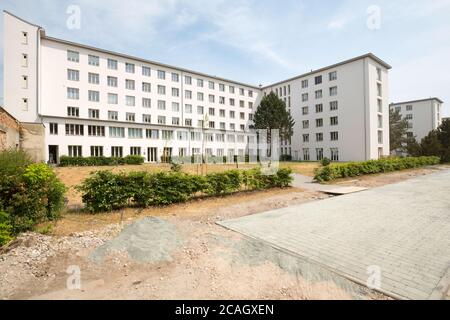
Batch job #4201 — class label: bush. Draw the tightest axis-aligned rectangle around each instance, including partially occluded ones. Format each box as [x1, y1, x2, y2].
[0, 150, 66, 235]
[78, 168, 294, 213]
[320, 157, 331, 166]
[279, 154, 293, 161]
[314, 156, 440, 182]
[59, 155, 143, 167]
[0, 211, 13, 247]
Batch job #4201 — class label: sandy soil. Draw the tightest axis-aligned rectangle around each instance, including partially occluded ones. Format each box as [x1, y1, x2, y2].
[2, 167, 438, 300]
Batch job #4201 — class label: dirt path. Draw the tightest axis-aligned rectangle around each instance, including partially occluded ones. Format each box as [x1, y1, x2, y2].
[1, 167, 441, 300]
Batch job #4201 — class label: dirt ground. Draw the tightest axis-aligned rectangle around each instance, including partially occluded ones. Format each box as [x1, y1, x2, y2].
[1, 166, 442, 300]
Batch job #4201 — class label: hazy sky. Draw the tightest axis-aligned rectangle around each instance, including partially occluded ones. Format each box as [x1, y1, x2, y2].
[1, 0, 449, 116]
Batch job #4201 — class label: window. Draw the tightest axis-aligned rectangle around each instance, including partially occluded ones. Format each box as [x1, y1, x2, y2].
[302, 93, 308, 102]
[240, 112, 245, 120]
[377, 83, 382, 97]
[209, 107, 215, 116]
[377, 68, 382, 81]
[315, 104, 323, 113]
[315, 75, 322, 85]
[239, 88, 245, 96]
[230, 98, 235, 106]
[301, 79, 308, 88]
[22, 54, 28, 67]
[378, 130, 383, 144]
[158, 116, 166, 124]
[142, 114, 151, 123]
[171, 88, 179, 97]
[108, 111, 118, 121]
[330, 101, 338, 111]
[49, 123, 58, 135]
[330, 116, 338, 126]
[377, 99, 383, 112]
[185, 118, 192, 127]
[107, 76, 118, 87]
[22, 75, 28, 89]
[197, 79, 204, 87]
[126, 113, 135, 122]
[111, 146, 123, 158]
[21, 31, 28, 44]
[395, 106, 401, 112]
[126, 96, 135, 106]
[329, 86, 338, 96]
[177, 131, 188, 141]
[90, 146, 103, 157]
[219, 109, 225, 117]
[125, 63, 135, 73]
[302, 120, 309, 129]
[197, 92, 204, 101]
[172, 73, 179, 82]
[249, 102, 253, 109]
[406, 105, 413, 111]
[302, 106, 309, 115]
[230, 111, 235, 118]
[239, 100, 245, 108]
[67, 50, 79, 62]
[88, 55, 99, 66]
[146, 129, 159, 139]
[315, 90, 323, 99]
[185, 76, 192, 85]
[209, 95, 215, 103]
[109, 127, 125, 138]
[229, 123, 235, 130]
[240, 124, 245, 131]
[316, 148, 323, 161]
[67, 107, 79, 117]
[229, 86, 235, 94]
[88, 109, 99, 119]
[88, 73, 99, 84]
[330, 131, 339, 141]
[65, 124, 84, 136]
[158, 100, 166, 110]
[406, 132, 414, 139]
[329, 71, 337, 81]
[158, 85, 166, 95]
[130, 147, 141, 155]
[88, 125, 105, 136]
[67, 88, 79, 100]
[227, 134, 235, 142]
[108, 93, 118, 104]
[128, 128, 143, 139]
[316, 118, 323, 127]
[316, 133, 323, 142]
[303, 148, 310, 161]
[162, 130, 174, 140]
[88, 90, 100, 102]
[142, 82, 151, 92]
[219, 96, 225, 104]
[185, 104, 192, 113]
[303, 134, 309, 143]
[220, 122, 225, 130]
[378, 115, 383, 128]
[331, 148, 339, 161]
[405, 114, 413, 120]
[249, 90, 253, 97]
[185, 90, 192, 99]
[172, 102, 180, 112]
[219, 83, 225, 92]
[142, 66, 151, 77]
[68, 146, 82, 157]
[108, 59, 118, 70]
[209, 81, 215, 90]
[126, 79, 135, 90]
[158, 70, 166, 79]
[67, 69, 79, 81]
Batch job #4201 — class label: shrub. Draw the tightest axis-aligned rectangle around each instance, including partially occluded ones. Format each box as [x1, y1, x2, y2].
[78, 168, 293, 213]
[0, 211, 13, 246]
[59, 155, 143, 167]
[170, 162, 182, 172]
[314, 156, 440, 182]
[279, 154, 293, 161]
[320, 157, 331, 166]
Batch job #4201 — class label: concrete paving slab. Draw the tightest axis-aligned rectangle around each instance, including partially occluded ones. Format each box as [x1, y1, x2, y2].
[218, 170, 450, 300]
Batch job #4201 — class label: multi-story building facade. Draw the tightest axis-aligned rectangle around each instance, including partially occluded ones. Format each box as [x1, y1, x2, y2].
[389, 98, 444, 142]
[3, 11, 391, 163]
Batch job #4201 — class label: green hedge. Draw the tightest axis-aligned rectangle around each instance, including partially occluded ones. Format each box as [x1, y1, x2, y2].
[77, 168, 293, 213]
[314, 156, 440, 182]
[59, 155, 144, 167]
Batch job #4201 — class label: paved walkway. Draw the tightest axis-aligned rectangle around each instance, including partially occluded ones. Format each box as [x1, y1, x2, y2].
[292, 173, 367, 194]
[219, 170, 450, 299]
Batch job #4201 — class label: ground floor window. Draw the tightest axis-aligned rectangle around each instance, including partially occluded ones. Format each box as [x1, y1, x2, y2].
[111, 146, 123, 158]
[303, 148, 310, 161]
[90, 146, 103, 157]
[130, 146, 141, 155]
[68, 145, 82, 157]
[331, 148, 339, 161]
[316, 148, 323, 161]
[178, 148, 187, 157]
[378, 147, 384, 159]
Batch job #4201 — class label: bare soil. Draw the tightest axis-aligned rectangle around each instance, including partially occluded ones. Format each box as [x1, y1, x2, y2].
[1, 166, 437, 300]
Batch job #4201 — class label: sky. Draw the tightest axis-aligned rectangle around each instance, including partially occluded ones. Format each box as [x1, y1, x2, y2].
[1, 0, 450, 116]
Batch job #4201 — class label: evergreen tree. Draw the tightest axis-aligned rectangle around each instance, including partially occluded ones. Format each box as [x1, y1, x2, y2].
[389, 108, 409, 152]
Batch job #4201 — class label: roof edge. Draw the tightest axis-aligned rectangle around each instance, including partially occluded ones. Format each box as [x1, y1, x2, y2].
[3, 10, 43, 29]
[390, 97, 444, 105]
[262, 53, 392, 89]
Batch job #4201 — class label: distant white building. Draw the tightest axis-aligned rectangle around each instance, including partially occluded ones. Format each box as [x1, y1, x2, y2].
[3, 11, 391, 163]
[389, 98, 444, 142]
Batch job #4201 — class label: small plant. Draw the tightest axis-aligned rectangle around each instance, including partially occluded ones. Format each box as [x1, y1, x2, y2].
[170, 162, 182, 172]
[0, 211, 13, 246]
[320, 157, 331, 166]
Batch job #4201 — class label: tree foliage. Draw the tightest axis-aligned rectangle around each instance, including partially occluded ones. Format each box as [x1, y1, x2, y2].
[389, 108, 410, 152]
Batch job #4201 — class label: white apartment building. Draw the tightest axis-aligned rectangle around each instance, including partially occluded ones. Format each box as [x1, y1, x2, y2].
[3, 11, 391, 163]
[389, 98, 444, 142]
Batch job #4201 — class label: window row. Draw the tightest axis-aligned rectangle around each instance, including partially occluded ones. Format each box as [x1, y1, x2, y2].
[302, 147, 339, 161]
[301, 87, 338, 102]
[302, 131, 339, 142]
[301, 117, 339, 129]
